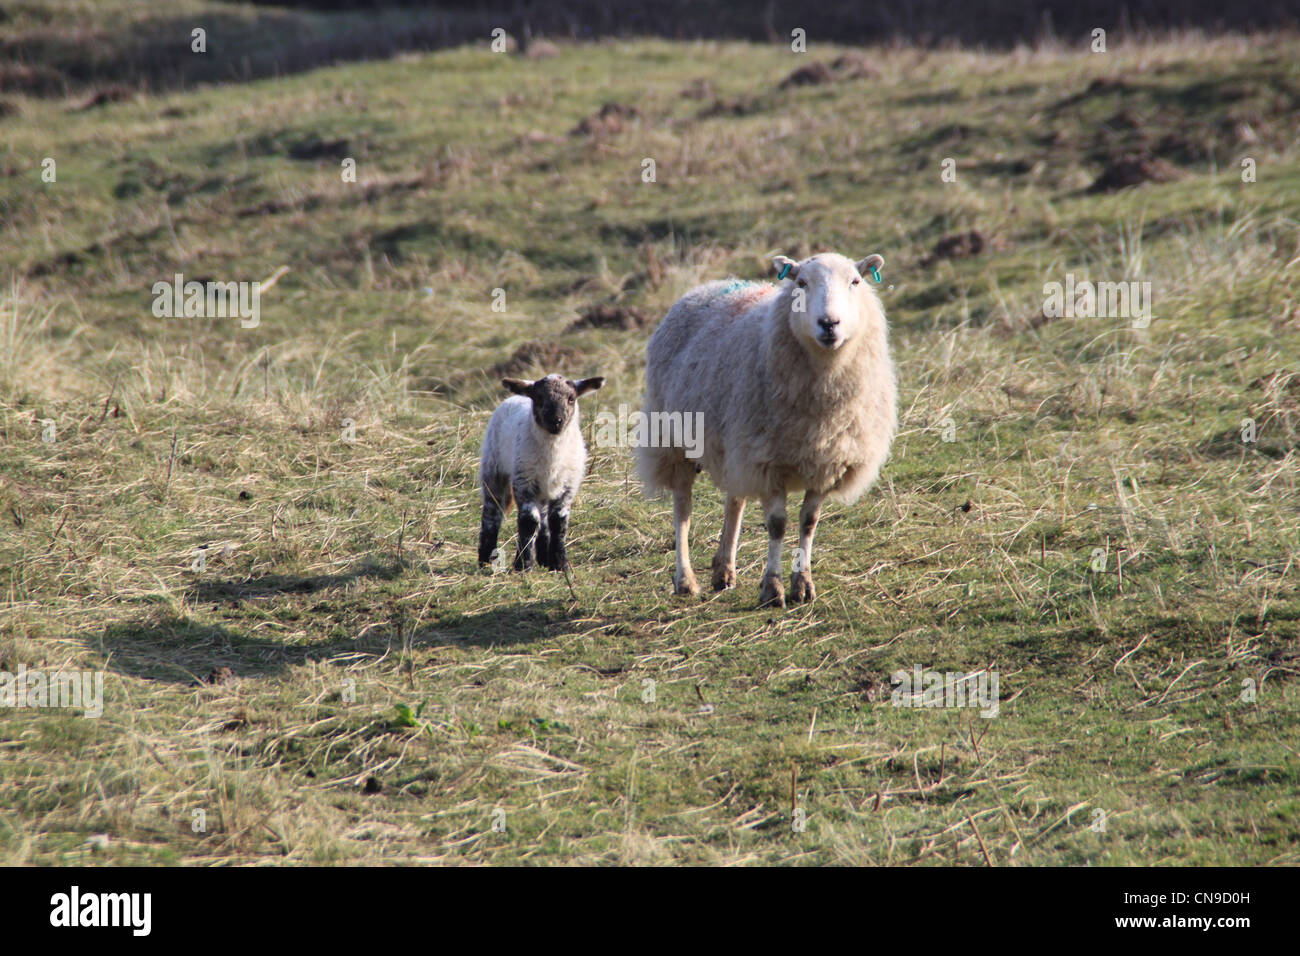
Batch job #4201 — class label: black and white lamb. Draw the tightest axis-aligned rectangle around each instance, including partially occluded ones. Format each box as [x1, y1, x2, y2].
[478, 373, 605, 572]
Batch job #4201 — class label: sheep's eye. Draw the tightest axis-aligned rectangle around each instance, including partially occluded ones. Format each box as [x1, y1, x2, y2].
[796, 279, 807, 288]
[852, 277, 861, 286]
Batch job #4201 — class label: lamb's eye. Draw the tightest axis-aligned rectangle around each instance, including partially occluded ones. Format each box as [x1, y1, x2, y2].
[852, 277, 861, 286]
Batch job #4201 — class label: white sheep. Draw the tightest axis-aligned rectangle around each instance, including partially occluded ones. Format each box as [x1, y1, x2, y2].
[479, 373, 605, 571]
[636, 252, 896, 607]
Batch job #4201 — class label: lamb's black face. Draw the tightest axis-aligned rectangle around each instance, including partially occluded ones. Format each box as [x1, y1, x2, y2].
[531, 376, 578, 435]
[502, 373, 606, 436]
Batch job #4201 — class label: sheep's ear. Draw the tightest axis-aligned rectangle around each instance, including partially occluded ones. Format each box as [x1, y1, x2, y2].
[572, 376, 605, 397]
[502, 378, 533, 395]
[856, 254, 885, 280]
[772, 255, 800, 280]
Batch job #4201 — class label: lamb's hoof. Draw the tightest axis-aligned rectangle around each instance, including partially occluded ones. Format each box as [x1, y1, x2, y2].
[674, 571, 700, 597]
[758, 573, 786, 609]
[710, 557, 736, 591]
[789, 570, 815, 604]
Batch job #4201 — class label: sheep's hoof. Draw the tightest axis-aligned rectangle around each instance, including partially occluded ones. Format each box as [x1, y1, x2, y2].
[710, 557, 736, 591]
[674, 571, 700, 597]
[758, 573, 786, 609]
[789, 570, 815, 604]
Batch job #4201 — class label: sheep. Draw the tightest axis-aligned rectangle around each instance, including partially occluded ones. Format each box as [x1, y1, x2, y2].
[478, 373, 605, 572]
[636, 252, 896, 608]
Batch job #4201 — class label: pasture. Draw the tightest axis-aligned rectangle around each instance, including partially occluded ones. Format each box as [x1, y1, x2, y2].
[0, 9, 1298, 864]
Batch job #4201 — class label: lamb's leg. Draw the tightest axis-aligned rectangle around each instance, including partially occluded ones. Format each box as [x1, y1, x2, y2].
[710, 494, 746, 591]
[478, 474, 512, 568]
[546, 495, 571, 572]
[671, 477, 699, 596]
[789, 490, 825, 603]
[535, 500, 552, 569]
[758, 491, 788, 608]
[513, 482, 542, 571]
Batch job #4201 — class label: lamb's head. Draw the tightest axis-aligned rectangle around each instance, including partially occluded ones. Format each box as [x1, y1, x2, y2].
[502, 373, 605, 436]
[772, 252, 886, 353]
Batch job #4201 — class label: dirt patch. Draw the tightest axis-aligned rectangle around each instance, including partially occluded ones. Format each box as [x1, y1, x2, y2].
[1086, 76, 1130, 94]
[830, 53, 881, 80]
[849, 672, 887, 703]
[1197, 425, 1291, 461]
[287, 136, 351, 160]
[571, 102, 641, 137]
[1088, 153, 1184, 192]
[780, 61, 835, 89]
[699, 95, 764, 118]
[492, 341, 589, 377]
[1230, 119, 1263, 145]
[565, 304, 653, 333]
[1051, 76, 1134, 111]
[1104, 108, 1143, 131]
[781, 55, 880, 91]
[922, 229, 1009, 266]
[74, 85, 136, 110]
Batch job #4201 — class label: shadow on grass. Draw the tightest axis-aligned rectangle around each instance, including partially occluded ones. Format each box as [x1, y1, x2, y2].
[94, 592, 593, 685]
[415, 600, 595, 650]
[95, 616, 325, 685]
[187, 557, 405, 604]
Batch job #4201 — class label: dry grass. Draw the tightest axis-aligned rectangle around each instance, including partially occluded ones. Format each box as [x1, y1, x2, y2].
[0, 29, 1298, 865]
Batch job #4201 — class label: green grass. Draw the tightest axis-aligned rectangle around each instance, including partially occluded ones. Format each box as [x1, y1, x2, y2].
[0, 23, 1297, 864]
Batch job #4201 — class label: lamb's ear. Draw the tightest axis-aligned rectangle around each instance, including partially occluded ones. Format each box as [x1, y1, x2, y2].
[572, 376, 605, 397]
[772, 255, 800, 280]
[856, 254, 885, 280]
[501, 378, 533, 395]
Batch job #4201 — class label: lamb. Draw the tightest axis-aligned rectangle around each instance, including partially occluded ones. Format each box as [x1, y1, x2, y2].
[478, 373, 605, 572]
[636, 252, 896, 608]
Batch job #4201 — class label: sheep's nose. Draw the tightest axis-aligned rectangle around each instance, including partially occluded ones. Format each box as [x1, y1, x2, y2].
[818, 317, 839, 330]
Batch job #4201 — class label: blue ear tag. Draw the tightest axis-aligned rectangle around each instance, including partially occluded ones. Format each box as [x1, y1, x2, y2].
[777, 263, 791, 280]
[869, 265, 882, 283]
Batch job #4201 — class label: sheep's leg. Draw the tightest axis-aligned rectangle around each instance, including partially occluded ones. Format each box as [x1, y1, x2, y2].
[710, 495, 746, 591]
[789, 491, 825, 603]
[513, 482, 543, 571]
[546, 495, 571, 572]
[758, 491, 788, 609]
[672, 478, 700, 596]
[478, 474, 512, 568]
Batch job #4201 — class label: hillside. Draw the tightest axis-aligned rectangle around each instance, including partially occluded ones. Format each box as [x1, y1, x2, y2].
[0, 27, 1297, 864]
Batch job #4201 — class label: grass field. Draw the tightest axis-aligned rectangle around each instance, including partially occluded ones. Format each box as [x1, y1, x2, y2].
[1, 14, 1298, 864]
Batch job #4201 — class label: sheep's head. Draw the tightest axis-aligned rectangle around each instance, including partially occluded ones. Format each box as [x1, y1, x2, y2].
[772, 252, 885, 352]
[502, 373, 605, 435]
